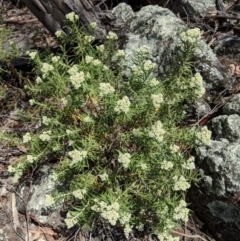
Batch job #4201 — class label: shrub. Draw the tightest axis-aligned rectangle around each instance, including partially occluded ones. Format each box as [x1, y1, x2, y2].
[5, 13, 211, 241]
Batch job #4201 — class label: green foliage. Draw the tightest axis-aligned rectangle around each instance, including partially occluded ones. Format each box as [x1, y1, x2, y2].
[4, 13, 212, 241]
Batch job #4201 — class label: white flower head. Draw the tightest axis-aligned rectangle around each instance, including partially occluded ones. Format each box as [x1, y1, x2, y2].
[106, 31, 118, 40]
[39, 130, 52, 142]
[51, 56, 60, 63]
[99, 172, 108, 181]
[136, 45, 150, 55]
[35, 76, 42, 84]
[173, 175, 190, 191]
[99, 83, 115, 96]
[182, 156, 195, 170]
[72, 189, 86, 200]
[118, 152, 131, 168]
[42, 116, 51, 125]
[114, 96, 131, 114]
[26, 155, 36, 163]
[55, 30, 63, 38]
[90, 22, 97, 29]
[65, 12, 79, 22]
[116, 50, 125, 58]
[92, 59, 102, 66]
[68, 65, 79, 75]
[149, 77, 159, 87]
[196, 126, 211, 146]
[28, 51, 37, 60]
[29, 99, 35, 106]
[161, 160, 174, 170]
[60, 97, 68, 107]
[85, 55, 94, 64]
[23, 132, 31, 143]
[170, 144, 180, 153]
[180, 28, 201, 43]
[41, 63, 54, 74]
[143, 60, 156, 71]
[84, 35, 95, 43]
[82, 116, 94, 123]
[69, 71, 85, 89]
[68, 150, 87, 166]
[97, 44, 105, 52]
[151, 94, 164, 108]
[148, 120, 165, 143]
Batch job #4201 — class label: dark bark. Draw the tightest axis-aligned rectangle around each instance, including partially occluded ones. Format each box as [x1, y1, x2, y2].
[21, 0, 111, 41]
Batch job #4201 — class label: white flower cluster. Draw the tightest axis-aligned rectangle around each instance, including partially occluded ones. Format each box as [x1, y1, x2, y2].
[65, 12, 79, 22]
[136, 45, 150, 55]
[148, 120, 165, 143]
[173, 175, 190, 191]
[149, 77, 159, 87]
[118, 152, 131, 168]
[85, 55, 93, 64]
[180, 28, 201, 43]
[106, 31, 118, 40]
[84, 35, 95, 43]
[55, 30, 63, 38]
[82, 115, 94, 123]
[114, 96, 131, 114]
[60, 97, 68, 107]
[182, 156, 195, 170]
[42, 116, 51, 125]
[68, 65, 79, 75]
[23, 132, 31, 143]
[170, 144, 180, 153]
[91, 200, 120, 225]
[39, 130, 52, 142]
[28, 51, 37, 60]
[35, 76, 42, 84]
[99, 172, 108, 181]
[161, 160, 174, 170]
[173, 199, 189, 222]
[131, 64, 143, 75]
[115, 50, 125, 58]
[90, 22, 97, 29]
[41, 63, 54, 75]
[143, 60, 157, 71]
[26, 155, 36, 163]
[72, 189, 87, 200]
[96, 44, 105, 52]
[51, 56, 60, 63]
[92, 59, 102, 66]
[69, 71, 85, 89]
[99, 83, 115, 96]
[132, 128, 142, 137]
[65, 211, 78, 228]
[68, 149, 87, 166]
[151, 94, 164, 108]
[190, 72, 205, 98]
[29, 99, 35, 106]
[196, 126, 211, 146]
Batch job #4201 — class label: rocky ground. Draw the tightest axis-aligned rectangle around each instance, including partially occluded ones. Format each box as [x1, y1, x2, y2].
[0, 0, 240, 240]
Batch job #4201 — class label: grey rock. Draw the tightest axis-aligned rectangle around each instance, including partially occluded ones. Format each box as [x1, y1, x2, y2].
[211, 114, 240, 141]
[223, 93, 240, 115]
[113, 3, 231, 91]
[190, 94, 240, 241]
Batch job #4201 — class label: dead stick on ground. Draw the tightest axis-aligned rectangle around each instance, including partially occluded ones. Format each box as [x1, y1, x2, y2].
[172, 230, 209, 241]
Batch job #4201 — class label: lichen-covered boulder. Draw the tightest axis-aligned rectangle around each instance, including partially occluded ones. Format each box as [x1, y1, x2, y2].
[189, 93, 240, 241]
[112, 3, 231, 92]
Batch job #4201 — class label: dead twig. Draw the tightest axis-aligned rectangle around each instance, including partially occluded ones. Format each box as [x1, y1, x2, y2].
[172, 230, 209, 241]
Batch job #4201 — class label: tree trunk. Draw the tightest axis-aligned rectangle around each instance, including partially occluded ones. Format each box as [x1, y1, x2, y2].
[21, 0, 111, 41]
